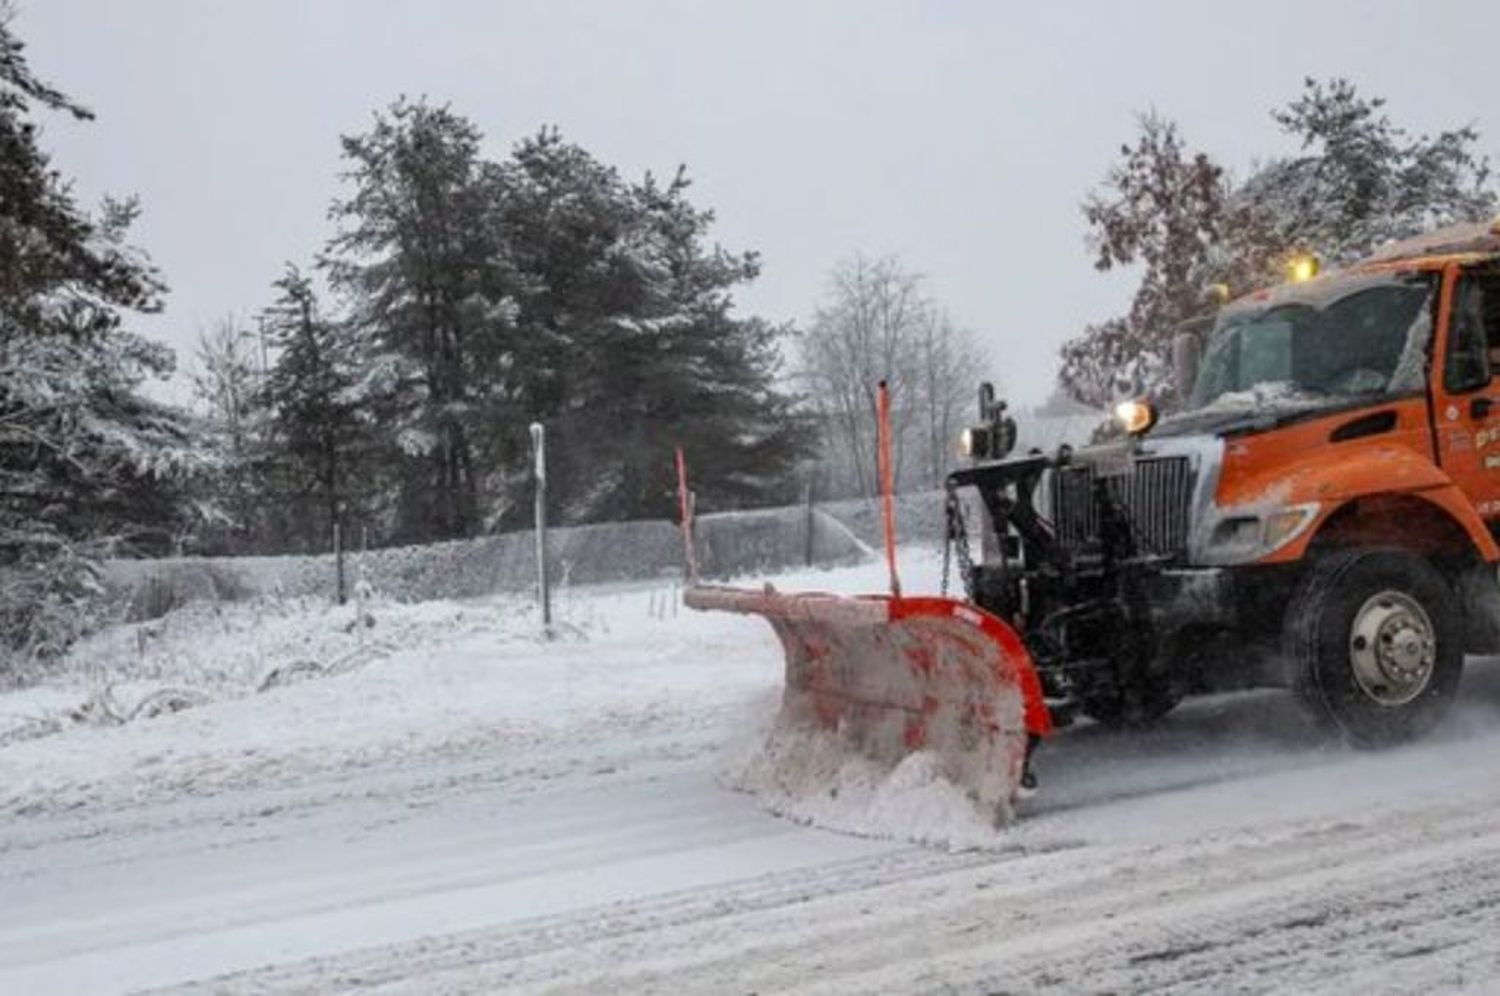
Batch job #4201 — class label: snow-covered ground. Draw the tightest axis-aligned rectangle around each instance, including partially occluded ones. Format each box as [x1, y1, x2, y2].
[5, 550, 1500, 993]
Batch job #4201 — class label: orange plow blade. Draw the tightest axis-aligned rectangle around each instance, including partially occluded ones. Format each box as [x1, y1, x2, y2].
[686, 585, 1051, 817]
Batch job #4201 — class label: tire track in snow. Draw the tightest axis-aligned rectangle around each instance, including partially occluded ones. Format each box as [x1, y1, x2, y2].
[149, 846, 1013, 994]
[166, 798, 1500, 994]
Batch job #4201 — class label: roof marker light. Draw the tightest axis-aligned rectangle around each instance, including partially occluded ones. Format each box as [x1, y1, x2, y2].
[1287, 253, 1320, 283]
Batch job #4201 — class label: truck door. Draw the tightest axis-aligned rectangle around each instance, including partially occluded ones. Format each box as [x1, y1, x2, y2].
[1436, 264, 1500, 525]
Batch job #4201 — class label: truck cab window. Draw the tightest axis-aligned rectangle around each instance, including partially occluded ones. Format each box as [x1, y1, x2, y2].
[1191, 275, 1433, 410]
[1446, 271, 1500, 393]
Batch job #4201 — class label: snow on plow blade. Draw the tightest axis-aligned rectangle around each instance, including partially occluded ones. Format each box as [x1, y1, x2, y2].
[686, 585, 1051, 816]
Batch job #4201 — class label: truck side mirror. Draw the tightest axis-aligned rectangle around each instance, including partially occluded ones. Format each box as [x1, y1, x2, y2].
[1172, 331, 1202, 405]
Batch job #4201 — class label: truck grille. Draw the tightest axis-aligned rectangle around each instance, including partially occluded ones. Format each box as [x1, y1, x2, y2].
[1051, 456, 1194, 557]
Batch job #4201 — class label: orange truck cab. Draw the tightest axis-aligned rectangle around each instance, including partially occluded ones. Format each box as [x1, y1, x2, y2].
[952, 220, 1500, 745]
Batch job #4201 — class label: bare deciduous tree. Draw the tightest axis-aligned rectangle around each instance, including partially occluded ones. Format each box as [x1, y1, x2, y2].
[798, 255, 991, 498]
[917, 310, 985, 486]
[189, 315, 264, 548]
[191, 315, 262, 444]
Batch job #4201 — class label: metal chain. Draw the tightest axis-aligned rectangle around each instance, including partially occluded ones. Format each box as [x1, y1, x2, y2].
[954, 508, 976, 602]
[940, 505, 952, 596]
[942, 486, 977, 601]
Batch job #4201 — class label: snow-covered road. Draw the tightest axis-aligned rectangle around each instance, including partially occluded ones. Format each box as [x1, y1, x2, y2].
[0, 763, 898, 993]
[6, 554, 1500, 993]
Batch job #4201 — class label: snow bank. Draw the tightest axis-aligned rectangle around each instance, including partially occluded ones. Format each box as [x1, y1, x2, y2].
[2, 550, 986, 843]
[0, 557, 788, 817]
[0, 589, 558, 758]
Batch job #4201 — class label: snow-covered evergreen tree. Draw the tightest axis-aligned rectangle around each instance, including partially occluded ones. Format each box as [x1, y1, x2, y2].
[0, 17, 159, 341]
[257, 266, 371, 552]
[323, 98, 510, 543]
[0, 7, 207, 664]
[496, 136, 809, 521]
[323, 107, 809, 535]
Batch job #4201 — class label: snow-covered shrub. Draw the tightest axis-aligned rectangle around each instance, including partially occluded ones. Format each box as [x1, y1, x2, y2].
[123, 563, 250, 622]
[0, 547, 106, 684]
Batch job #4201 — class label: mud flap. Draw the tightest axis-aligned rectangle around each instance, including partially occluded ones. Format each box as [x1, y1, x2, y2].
[686, 585, 1051, 819]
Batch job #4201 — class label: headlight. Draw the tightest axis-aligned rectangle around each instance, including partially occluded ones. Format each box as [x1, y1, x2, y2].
[1113, 399, 1158, 436]
[958, 416, 1016, 461]
[958, 425, 989, 459]
[1263, 505, 1318, 549]
[1204, 502, 1320, 563]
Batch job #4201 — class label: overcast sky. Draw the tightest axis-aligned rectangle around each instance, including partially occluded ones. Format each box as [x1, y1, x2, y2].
[14, 0, 1500, 407]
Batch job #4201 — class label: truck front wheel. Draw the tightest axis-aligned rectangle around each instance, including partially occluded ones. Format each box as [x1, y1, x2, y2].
[1285, 548, 1462, 746]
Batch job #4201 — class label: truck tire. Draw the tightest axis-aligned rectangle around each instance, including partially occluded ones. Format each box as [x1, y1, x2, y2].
[1284, 548, 1462, 747]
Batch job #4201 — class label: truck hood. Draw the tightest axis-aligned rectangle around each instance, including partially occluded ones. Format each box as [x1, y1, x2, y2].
[1149, 387, 1392, 440]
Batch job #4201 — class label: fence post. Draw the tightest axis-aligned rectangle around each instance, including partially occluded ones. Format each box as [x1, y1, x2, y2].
[803, 479, 815, 566]
[358, 523, 369, 600]
[876, 380, 901, 597]
[674, 446, 699, 584]
[333, 518, 346, 605]
[530, 422, 551, 634]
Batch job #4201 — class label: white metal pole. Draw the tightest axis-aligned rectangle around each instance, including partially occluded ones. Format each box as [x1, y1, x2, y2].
[530, 422, 551, 633]
[333, 519, 345, 605]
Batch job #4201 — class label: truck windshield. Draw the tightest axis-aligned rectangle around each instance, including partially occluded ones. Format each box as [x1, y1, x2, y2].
[1188, 274, 1436, 411]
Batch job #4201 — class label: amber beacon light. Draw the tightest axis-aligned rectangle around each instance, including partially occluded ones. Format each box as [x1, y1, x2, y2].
[1287, 252, 1321, 283]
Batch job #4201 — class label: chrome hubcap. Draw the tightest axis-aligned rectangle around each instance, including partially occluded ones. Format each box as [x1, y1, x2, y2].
[1348, 590, 1436, 707]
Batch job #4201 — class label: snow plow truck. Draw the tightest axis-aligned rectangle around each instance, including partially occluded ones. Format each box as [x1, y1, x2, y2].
[686, 219, 1500, 818]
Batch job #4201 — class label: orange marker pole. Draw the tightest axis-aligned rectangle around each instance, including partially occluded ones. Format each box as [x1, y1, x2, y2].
[876, 380, 901, 598]
[675, 446, 699, 584]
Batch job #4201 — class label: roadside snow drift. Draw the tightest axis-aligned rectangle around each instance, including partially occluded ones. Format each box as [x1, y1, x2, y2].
[1, 550, 1026, 854]
[2, 554, 975, 842]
